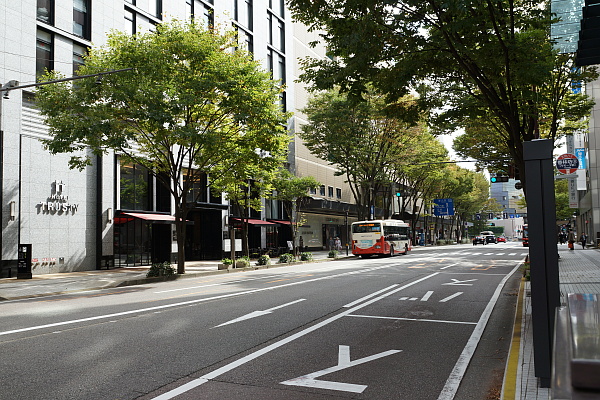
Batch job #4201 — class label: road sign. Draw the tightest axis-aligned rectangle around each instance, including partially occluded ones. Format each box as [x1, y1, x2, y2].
[433, 198, 454, 216]
[556, 153, 579, 174]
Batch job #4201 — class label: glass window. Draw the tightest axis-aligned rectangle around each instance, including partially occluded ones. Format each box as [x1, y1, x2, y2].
[73, 0, 90, 39]
[336, 188, 342, 199]
[73, 43, 86, 74]
[236, 28, 254, 54]
[328, 186, 334, 197]
[120, 162, 151, 211]
[36, 30, 53, 80]
[37, 0, 53, 23]
[269, 14, 284, 52]
[319, 185, 325, 196]
[188, 0, 213, 28]
[235, 0, 253, 30]
[185, 171, 208, 203]
[125, 8, 135, 35]
[269, 0, 284, 17]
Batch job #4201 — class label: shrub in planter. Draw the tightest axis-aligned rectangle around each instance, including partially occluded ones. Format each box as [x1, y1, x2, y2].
[221, 258, 233, 266]
[300, 252, 313, 261]
[257, 254, 271, 266]
[235, 256, 250, 268]
[279, 253, 296, 263]
[328, 250, 338, 258]
[146, 262, 176, 277]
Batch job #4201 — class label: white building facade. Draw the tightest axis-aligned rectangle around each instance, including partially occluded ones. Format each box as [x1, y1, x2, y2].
[1, 0, 361, 276]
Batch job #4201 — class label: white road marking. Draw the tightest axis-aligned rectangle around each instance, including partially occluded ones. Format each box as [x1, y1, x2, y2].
[280, 345, 402, 393]
[436, 262, 522, 400]
[442, 279, 477, 286]
[0, 265, 399, 337]
[214, 299, 306, 328]
[439, 292, 463, 302]
[149, 272, 441, 400]
[347, 314, 477, 326]
[440, 262, 459, 270]
[421, 291, 434, 301]
[343, 285, 399, 308]
[509, 253, 517, 256]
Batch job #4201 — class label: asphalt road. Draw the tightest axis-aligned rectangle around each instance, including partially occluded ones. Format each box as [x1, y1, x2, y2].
[0, 243, 527, 400]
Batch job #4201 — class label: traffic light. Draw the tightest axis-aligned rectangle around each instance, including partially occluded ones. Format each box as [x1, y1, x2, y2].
[395, 191, 402, 197]
[490, 175, 509, 183]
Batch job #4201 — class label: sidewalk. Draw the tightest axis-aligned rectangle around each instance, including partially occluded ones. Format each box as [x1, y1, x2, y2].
[506, 244, 600, 400]
[0, 250, 349, 301]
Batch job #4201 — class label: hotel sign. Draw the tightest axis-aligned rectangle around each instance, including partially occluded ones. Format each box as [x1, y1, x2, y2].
[37, 180, 79, 214]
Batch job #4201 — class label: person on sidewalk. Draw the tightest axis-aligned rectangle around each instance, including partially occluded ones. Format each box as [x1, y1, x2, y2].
[580, 232, 588, 249]
[567, 230, 576, 250]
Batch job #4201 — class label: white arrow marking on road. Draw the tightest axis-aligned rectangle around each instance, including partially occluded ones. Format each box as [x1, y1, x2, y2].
[443, 278, 477, 286]
[214, 299, 306, 328]
[280, 345, 402, 393]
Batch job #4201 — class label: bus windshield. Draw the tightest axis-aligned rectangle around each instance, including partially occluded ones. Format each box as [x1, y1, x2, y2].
[352, 223, 381, 234]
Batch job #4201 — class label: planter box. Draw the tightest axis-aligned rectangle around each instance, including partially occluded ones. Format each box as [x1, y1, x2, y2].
[218, 263, 231, 270]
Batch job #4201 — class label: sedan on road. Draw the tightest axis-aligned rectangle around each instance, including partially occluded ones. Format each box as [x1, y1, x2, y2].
[473, 236, 486, 245]
[497, 236, 506, 243]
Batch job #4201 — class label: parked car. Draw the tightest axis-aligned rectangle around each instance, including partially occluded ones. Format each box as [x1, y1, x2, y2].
[473, 236, 486, 245]
[497, 236, 506, 243]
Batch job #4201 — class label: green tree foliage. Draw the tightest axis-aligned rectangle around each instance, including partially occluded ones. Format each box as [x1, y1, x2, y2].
[36, 21, 289, 274]
[300, 88, 424, 219]
[271, 169, 320, 256]
[288, 0, 597, 197]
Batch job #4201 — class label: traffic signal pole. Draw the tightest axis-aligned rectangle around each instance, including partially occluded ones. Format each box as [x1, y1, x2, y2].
[523, 139, 560, 387]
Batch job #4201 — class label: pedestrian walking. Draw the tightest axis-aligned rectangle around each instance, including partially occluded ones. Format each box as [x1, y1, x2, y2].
[580, 233, 588, 249]
[567, 230, 576, 250]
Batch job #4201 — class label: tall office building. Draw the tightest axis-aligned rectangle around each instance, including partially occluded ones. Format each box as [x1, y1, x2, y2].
[0, 1, 358, 276]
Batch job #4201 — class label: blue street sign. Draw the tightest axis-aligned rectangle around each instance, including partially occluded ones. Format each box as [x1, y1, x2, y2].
[433, 198, 454, 216]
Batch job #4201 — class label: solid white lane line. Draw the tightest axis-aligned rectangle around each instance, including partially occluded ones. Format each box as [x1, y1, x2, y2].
[150, 272, 441, 400]
[0, 265, 398, 337]
[343, 285, 399, 308]
[346, 314, 477, 325]
[436, 262, 521, 400]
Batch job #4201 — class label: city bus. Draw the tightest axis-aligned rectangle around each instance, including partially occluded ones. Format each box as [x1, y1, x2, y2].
[351, 220, 412, 257]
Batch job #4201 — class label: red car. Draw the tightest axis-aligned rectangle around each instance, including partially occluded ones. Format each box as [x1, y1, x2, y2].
[497, 236, 506, 243]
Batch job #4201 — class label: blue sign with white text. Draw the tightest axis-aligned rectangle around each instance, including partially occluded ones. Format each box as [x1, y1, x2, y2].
[575, 148, 586, 169]
[433, 198, 455, 216]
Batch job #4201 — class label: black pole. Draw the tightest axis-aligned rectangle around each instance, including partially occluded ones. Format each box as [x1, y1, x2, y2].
[523, 139, 560, 387]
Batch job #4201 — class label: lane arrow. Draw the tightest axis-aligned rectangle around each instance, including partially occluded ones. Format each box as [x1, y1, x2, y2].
[214, 299, 306, 328]
[280, 345, 402, 393]
[443, 278, 477, 286]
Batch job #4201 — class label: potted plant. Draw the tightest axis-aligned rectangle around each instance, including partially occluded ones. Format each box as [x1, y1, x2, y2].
[219, 258, 233, 270]
[235, 256, 251, 268]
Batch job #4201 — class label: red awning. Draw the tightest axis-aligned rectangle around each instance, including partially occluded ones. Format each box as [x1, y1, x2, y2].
[267, 219, 292, 225]
[122, 212, 178, 222]
[231, 218, 276, 226]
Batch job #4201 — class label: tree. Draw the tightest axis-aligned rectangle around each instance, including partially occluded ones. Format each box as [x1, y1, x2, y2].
[271, 169, 320, 256]
[300, 88, 422, 219]
[288, 0, 597, 197]
[36, 21, 290, 274]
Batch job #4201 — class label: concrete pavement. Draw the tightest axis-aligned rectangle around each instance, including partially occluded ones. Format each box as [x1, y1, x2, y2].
[502, 244, 600, 400]
[2, 243, 599, 399]
[0, 250, 349, 301]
